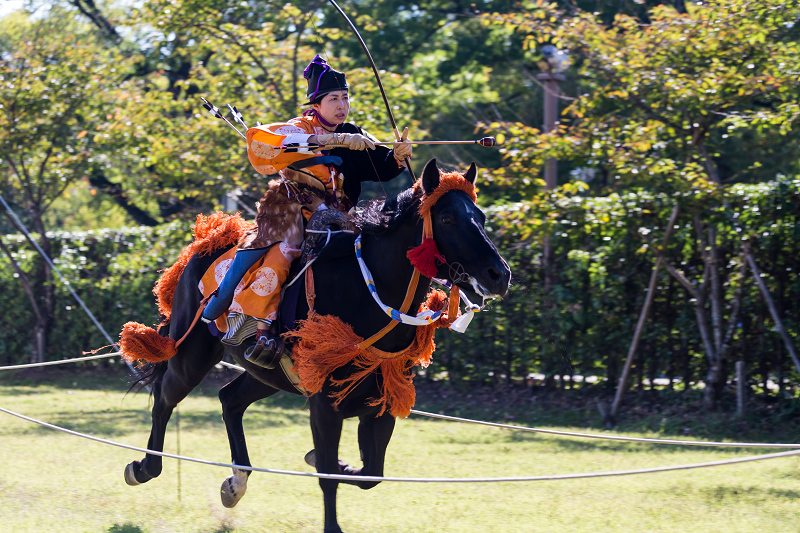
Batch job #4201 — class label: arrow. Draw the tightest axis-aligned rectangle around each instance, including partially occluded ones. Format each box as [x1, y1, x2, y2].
[284, 137, 497, 152]
[371, 137, 496, 147]
[200, 97, 246, 140]
[227, 103, 248, 130]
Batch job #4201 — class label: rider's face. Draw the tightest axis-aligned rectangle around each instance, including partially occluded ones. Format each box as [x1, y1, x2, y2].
[312, 90, 350, 126]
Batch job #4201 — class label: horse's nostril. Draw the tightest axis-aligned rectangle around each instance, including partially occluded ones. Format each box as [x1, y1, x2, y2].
[487, 267, 501, 282]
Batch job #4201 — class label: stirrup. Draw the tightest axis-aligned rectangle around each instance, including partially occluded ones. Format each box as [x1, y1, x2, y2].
[244, 334, 284, 369]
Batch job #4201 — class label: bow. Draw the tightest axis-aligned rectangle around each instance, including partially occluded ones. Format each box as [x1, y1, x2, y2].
[327, 0, 416, 181]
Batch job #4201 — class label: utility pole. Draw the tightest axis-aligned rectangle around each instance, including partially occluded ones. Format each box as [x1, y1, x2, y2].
[537, 72, 565, 190]
[537, 71, 564, 292]
[537, 45, 568, 293]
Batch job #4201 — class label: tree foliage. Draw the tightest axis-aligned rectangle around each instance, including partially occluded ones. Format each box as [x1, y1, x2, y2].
[0, 8, 133, 361]
[481, 0, 800, 195]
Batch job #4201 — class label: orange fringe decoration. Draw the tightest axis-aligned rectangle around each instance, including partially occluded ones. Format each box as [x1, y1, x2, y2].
[154, 212, 254, 319]
[113, 212, 252, 364]
[414, 170, 477, 220]
[119, 321, 177, 364]
[290, 289, 452, 418]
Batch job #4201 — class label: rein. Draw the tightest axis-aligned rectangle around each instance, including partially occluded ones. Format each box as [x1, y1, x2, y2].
[306, 175, 482, 352]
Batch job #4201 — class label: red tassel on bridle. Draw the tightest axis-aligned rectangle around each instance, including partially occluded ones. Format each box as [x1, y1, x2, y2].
[406, 213, 445, 278]
[407, 170, 476, 278]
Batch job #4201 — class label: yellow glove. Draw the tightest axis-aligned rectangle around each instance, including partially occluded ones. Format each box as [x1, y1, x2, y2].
[393, 127, 412, 162]
[316, 132, 375, 151]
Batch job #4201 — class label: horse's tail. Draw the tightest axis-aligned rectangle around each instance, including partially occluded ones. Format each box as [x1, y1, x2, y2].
[132, 360, 170, 396]
[155, 211, 254, 320]
[119, 321, 177, 363]
[125, 321, 171, 395]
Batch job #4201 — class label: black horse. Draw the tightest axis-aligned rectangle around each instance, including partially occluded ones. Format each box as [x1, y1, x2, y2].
[123, 159, 511, 533]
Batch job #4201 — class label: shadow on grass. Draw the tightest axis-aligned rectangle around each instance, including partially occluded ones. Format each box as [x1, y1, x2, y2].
[0, 367, 310, 439]
[1, 403, 311, 439]
[0, 386, 47, 397]
[520, 434, 792, 456]
[702, 486, 800, 501]
[0, 366, 309, 408]
[108, 524, 144, 533]
[649, 484, 800, 502]
[418, 416, 795, 457]
[0, 366, 138, 392]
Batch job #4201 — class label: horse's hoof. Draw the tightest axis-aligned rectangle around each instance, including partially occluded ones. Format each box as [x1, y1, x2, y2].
[304, 450, 316, 468]
[124, 462, 141, 486]
[220, 468, 249, 508]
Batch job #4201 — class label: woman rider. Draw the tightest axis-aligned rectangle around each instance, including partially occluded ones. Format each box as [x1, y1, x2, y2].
[200, 55, 412, 367]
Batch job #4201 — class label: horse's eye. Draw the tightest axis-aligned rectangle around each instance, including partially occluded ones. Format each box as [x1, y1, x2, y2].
[441, 214, 454, 225]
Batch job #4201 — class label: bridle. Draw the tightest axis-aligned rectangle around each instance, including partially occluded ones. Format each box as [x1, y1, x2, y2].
[351, 174, 484, 349]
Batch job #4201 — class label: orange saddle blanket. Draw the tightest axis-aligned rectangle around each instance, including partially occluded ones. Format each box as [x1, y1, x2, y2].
[198, 243, 300, 333]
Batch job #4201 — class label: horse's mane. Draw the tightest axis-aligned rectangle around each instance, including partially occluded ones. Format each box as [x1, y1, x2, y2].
[352, 187, 421, 236]
[155, 212, 254, 320]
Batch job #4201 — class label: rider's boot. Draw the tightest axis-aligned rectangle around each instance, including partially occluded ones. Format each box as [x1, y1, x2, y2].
[201, 247, 269, 327]
[244, 325, 284, 369]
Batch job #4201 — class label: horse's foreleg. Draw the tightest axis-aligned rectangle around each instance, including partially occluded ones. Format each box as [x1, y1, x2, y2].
[219, 371, 278, 508]
[342, 412, 395, 490]
[309, 394, 345, 533]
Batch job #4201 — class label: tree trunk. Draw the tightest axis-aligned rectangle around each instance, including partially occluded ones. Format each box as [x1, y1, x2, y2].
[33, 323, 47, 364]
[681, 332, 691, 393]
[31, 207, 55, 363]
[703, 362, 724, 410]
[0, 234, 46, 363]
[665, 276, 676, 390]
[505, 320, 513, 385]
[701, 223, 725, 409]
[757, 311, 768, 396]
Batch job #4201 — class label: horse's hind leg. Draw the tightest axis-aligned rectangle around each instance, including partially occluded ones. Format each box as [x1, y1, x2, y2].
[124, 376, 182, 485]
[125, 334, 223, 485]
[218, 371, 279, 508]
[309, 394, 346, 533]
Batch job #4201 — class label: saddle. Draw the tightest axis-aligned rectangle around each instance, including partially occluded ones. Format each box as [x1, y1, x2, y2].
[278, 209, 356, 335]
[242, 209, 355, 378]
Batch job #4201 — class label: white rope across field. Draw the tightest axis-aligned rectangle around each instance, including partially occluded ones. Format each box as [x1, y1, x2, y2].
[0, 352, 120, 370]
[407, 410, 800, 449]
[3, 355, 799, 450]
[2, 405, 799, 483]
[217, 361, 800, 450]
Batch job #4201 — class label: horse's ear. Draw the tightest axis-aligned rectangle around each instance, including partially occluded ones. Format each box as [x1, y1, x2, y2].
[464, 162, 478, 185]
[421, 158, 440, 195]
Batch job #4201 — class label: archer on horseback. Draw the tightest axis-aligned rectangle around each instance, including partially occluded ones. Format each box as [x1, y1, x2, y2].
[200, 54, 413, 367]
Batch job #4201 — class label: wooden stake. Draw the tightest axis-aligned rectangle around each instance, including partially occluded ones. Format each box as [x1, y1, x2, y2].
[736, 360, 745, 418]
[744, 248, 800, 375]
[608, 204, 680, 424]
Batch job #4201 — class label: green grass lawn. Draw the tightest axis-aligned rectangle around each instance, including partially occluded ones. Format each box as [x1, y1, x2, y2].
[0, 366, 798, 533]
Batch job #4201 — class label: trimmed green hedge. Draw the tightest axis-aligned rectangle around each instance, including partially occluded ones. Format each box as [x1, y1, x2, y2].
[2, 178, 798, 398]
[449, 177, 800, 394]
[0, 222, 192, 364]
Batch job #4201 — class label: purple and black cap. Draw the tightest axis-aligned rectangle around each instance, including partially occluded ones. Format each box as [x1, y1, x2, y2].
[303, 55, 348, 105]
